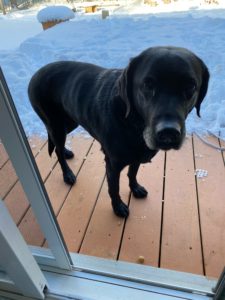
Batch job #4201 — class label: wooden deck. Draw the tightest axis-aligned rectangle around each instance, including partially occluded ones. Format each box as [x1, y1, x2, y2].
[1, 134, 225, 279]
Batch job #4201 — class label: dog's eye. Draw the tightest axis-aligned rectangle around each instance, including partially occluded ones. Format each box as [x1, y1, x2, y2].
[184, 82, 197, 99]
[143, 80, 155, 96]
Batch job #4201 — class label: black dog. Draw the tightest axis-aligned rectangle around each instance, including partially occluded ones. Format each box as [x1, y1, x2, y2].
[28, 46, 209, 218]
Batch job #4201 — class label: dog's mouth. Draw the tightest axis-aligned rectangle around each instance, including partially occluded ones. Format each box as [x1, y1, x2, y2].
[155, 140, 183, 151]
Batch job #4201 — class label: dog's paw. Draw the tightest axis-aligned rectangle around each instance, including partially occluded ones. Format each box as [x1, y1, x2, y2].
[63, 171, 76, 185]
[64, 148, 74, 159]
[112, 201, 129, 218]
[131, 184, 148, 198]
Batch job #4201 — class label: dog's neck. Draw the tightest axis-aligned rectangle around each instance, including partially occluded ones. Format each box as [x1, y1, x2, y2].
[112, 95, 145, 132]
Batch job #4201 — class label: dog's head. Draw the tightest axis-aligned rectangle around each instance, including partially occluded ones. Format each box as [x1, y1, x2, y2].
[119, 46, 209, 151]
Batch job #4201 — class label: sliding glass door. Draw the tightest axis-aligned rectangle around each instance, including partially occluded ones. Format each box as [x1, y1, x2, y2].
[0, 67, 224, 299]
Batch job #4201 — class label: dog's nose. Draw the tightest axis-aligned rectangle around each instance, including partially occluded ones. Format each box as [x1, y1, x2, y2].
[156, 121, 181, 145]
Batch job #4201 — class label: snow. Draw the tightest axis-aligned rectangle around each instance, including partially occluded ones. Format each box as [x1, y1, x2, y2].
[0, 8, 42, 50]
[1, 1, 225, 139]
[37, 6, 75, 23]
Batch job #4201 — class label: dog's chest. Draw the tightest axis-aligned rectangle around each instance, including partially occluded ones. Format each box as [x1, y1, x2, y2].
[130, 144, 158, 164]
[105, 134, 158, 165]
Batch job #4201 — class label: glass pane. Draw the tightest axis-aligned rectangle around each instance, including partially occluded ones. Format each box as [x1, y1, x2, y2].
[1, 2, 224, 291]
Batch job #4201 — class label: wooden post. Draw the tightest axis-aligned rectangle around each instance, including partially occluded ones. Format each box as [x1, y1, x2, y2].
[102, 9, 109, 19]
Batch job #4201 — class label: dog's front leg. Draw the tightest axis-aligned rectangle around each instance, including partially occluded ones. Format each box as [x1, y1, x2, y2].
[128, 163, 148, 198]
[105, 157, 129, 218]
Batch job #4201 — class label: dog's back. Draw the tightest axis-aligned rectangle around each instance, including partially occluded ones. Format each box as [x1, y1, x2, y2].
[28, 61, 122, 141]
[28, 61, 104, 116]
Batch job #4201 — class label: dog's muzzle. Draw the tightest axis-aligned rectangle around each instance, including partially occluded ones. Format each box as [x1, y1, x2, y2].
[155, 121, 182, 150]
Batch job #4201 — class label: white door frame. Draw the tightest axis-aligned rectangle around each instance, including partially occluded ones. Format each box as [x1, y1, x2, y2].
[0, 199, 47, 299]
[0, 67, 72, 270]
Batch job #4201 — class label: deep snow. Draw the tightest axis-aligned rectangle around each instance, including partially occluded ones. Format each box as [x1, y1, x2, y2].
[1, 1, 225, 139]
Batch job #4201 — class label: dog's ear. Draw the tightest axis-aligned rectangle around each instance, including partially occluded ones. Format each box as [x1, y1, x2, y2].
[195, 60, 210, 117]
[118, 67, 130, 118]
[118, 56, 138, 118]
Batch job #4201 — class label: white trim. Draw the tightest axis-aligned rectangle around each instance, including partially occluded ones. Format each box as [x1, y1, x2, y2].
[0, 200, 47, 299]
[69, 253, 216, 296]
[0, 68, 72, 270]
[0, 264, 214, 300]
[44, 270, 212, 300]
[30, 246, 216, 298]
[29, 246, 57, 268]
[0, 271, 18, 294]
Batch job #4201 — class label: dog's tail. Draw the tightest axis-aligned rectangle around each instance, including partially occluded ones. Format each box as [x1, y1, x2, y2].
[48, 134, 55, 156]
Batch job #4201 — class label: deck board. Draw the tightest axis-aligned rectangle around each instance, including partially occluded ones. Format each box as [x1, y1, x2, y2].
[119, 151, 165, 267]
[0, 134, 224, 278]
[46, 135, 94, 215]
[17, 138, 57, 246]
[35, 142, 58, 181]
[160, 136, 203, 275]
[4, 139, 50, 224]
[4, 182, 29, 225]
[18, 208, 45, 246]
[1, 137, 46, 200]
[80, 169, 130, 260]
[0, 141, 8, 169]
[19, 135, 94, 247]
[57, 140, 106, 252]
[0, 160, 18, 199]
[193, 135, 225, 278]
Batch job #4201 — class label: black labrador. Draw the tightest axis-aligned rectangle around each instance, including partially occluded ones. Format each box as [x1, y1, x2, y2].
[28, 46, 209, 218]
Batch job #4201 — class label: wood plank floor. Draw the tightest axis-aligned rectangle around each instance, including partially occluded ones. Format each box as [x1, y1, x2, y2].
[1, 135, 225, 279]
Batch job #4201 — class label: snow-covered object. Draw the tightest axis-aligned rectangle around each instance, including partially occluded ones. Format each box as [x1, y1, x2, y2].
[37, 6, 74, 23]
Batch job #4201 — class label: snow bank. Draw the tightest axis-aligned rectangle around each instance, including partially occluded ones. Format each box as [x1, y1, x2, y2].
[37, 6, 75, 23]
[0, 8, 42, 50]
